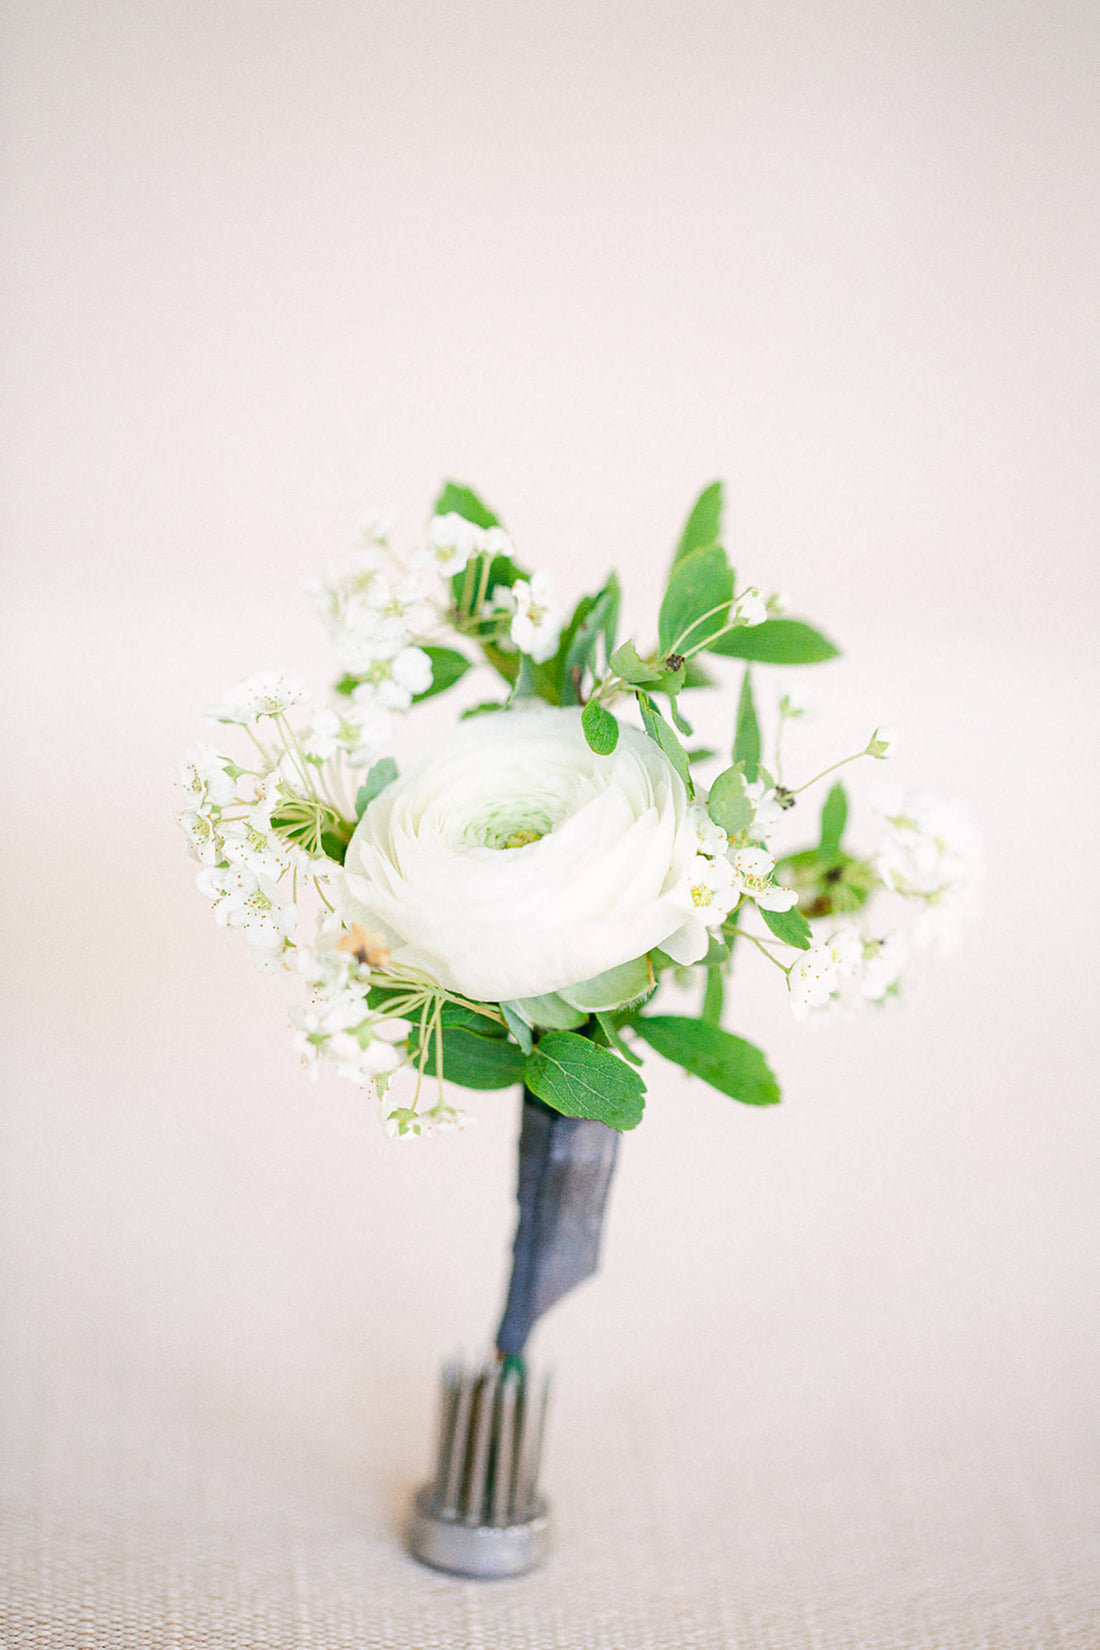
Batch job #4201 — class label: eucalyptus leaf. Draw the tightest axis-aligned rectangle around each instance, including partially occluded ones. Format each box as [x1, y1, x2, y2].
[355, 757, 398, 817]
[673, 480, 723, 565]
[819, 782, 848, 859]
[687, 746, 718, 765]
[707, 618, 839, 664]
[632, 1016, 780, 1106]
[581, 699, 619, 755]
[558, 956, 654, 1013]
[760, 905, 813, 950]
[733, 670, 761, 783]
[658, 542, 733, 656]
[413, 646, 472, 703]
[525, 1032, 646, 1131]
[707, 764, 753, 835]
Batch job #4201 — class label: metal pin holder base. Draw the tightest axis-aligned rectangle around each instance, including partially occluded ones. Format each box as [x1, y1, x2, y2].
[408, 1359, 551, 1579]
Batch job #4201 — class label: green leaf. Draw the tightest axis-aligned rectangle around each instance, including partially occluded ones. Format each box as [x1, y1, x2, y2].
[558, 956, 654, 1013]
[760, 905, 813, 950]
[707, 618, 840, 664]
[673, 481, 723, 565]
[707, 764, 753, 835]
[559, 575, 621, 705]
[682, 659, 716, 689]
[594, 1010, 645, 1066]
[819, 783, 848, 859]
[413, 646, 472, 703]
[609, 640, 662, 686]
[581, 699, 619, 755]
[733, 670, 761, 783]
[701, 967, 724, 1026]
[461, 699, 507, 719]
[525, 1031, 646, 1131]
[432, 481, 499, 530]
[480, 642, 521, 686]
[687, 746, 718, 766]
[355, 757, 398, 818]
[421, 1025, 526, 1090]
[500, 1001, 533, 1054]
[637, 693, 693, 794]
[658, 542, 734, 656]
[632, 1016, 780, 1106]
[505, 993, 588, 1031]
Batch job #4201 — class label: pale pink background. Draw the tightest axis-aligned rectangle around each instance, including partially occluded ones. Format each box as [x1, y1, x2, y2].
[2, 3, 1098, 1645]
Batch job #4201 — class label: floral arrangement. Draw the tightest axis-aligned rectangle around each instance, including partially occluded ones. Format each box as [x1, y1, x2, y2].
[177, 481, 981, 1141]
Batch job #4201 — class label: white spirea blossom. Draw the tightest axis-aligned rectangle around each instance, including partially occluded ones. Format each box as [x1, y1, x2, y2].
[728, 847, 798, 911]
[872, 788, 983, 952]
[343, 704, 700, 1001]
[509, 573, 565, 663]
[208, 670, 308, 725]
[177, 743, 238, 808]
[733, 587, 768, 627]
[418, 514, 513, 579]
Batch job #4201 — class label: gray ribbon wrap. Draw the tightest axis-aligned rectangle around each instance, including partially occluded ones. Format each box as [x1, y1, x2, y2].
[495, 1091, 621, 1358]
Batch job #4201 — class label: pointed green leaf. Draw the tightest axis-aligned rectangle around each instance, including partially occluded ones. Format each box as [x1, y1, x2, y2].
[633, 1016, 780, 1105]
[733, 671, 761, 783]
[420, 1025, 526, 1090]
[525, 1031, 646, 1130]
[432, 481, 499, 529]
[558, 574, 621, 704]
[558, 955, 654, 1013]
[707, 764, 754, 835]
[701, 967, 724, 1026]
[609, 640, 663, 686]
[760, 905, 813, 950]
[819, 783, 848, 859]
[707, 618, 840, 664]
[658, 542, 734, 655]
[412, 646, 473, 703]
[594, 1010, 646, 1066]
[355, 757, 398, 817]
[687, 746, 718, 765]
[500, 1001, 533, 1054]
[637, 693, 693, 794]
[673, 481, 723, 565]
[581, 699, 619, 755]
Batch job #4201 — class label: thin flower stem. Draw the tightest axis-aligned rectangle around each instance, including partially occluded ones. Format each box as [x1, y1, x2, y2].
[791, 749, 867, 796]
[670, 599, 734, 656]
[744, 931, 793, 975]
[313, 876, 334, 913]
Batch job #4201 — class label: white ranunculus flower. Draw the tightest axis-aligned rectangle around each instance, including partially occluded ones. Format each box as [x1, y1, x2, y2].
[341, 704, 700, 1002]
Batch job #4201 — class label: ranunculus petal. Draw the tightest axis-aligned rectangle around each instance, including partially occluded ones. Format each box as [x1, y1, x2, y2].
[342, 704, 700, 1000]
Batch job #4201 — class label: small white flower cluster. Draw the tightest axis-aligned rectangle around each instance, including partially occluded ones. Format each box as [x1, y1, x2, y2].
[668, 803, 799, 960]
[492, 571, 566, 664]
[290, 920, 410, 1086]
[872, 788, 983, 952]
[304, 532, 438, 770]
[418, 512, 513, 579]
[176, 726, 306, 969]
[788, 926, 909, 1021]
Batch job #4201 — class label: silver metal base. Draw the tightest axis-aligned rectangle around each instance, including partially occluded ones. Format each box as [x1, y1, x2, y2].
[408, 1486, 550, 1578]
[407, 1358, 552, 1578]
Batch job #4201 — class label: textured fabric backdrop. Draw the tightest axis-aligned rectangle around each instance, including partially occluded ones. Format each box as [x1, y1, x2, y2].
[3, 1, 1098, 1644]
